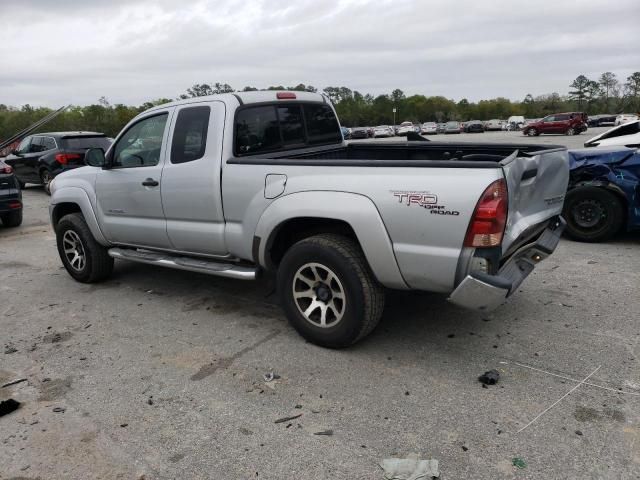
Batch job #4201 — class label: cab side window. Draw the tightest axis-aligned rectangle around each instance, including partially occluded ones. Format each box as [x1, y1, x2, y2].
[112, 113, 168, 168]
[29, 137, 46, 153]
[171, 106, 210, 164]
[42, 137, 56, 150]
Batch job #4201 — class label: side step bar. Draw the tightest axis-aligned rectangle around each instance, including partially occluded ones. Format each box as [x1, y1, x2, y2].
[108, 248, 258, 280]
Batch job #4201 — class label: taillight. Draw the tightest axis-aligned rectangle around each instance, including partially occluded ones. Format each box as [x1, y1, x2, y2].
[9, 201, 22, 209]
[0, 165, 12, 174]
[464, 179, 508, 248]
[55, 153, 81, 165]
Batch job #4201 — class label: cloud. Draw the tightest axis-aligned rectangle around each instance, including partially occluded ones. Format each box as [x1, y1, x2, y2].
[0, 0, 638, 106]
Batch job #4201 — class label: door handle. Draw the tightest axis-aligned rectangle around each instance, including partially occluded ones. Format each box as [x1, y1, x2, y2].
[142, 178, 159, 187]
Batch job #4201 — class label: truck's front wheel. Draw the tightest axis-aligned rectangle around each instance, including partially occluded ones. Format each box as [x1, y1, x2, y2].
[56, 213, 114, 282]
[277, 234, 385, 348]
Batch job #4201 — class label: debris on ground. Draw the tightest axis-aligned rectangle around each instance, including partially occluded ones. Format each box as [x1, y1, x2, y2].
[4, 345, 18, 354]
[478, 369, 500, 386]
[52, 407, 65, 413]
[512, 457, 527, 469]
[274, 413, 302, 424]
[575, 430, 583, 436]
[313, 430, 333, 436]
[0, 398, 22, 417]
[1, 378, 27, 388]
[380, 455, 439, 479]
[263, 372, 281, 382]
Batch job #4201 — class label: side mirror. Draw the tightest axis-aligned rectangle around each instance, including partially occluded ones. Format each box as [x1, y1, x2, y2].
[85, 148, 106, 168]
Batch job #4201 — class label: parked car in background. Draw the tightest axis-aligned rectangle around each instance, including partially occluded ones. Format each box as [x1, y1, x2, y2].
[420, 122, 438, 135]
[373, 126, 393, 138]
[50, 90, 570, 347]
[4, 132, 112, 194]
[584, 120, 640, 148]
[444, 121, 461, 134]
[340, 126, 351, 140]
[366, 127, 375, 138]
[484, 119, 503, 131]
[350, 127, 369, 139]
[506, 116, 525, 131]
[0, 158, 22, 227]
[396, 122, 415, 136]
[564, 147, 640, 242]
[615, 114, 639, 126]
[464, 120, 485, 133]
[588, 114, 616, 127]
[522, 112, 587, 137]
[437, 123, 447, 133]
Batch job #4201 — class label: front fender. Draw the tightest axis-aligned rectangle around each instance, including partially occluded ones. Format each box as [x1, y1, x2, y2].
[255, 191, 408, 290]
[50, 187, 109, 246]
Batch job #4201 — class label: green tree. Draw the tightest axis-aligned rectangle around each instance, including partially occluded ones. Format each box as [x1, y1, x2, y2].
[623, 72, 640, 111]
[598, 72, 619, 112]
[569, 75, 591, 107]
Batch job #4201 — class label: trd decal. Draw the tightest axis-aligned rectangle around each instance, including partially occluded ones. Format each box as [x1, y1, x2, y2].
[392, 191, 438, 206]
[391, 191, 459, 216]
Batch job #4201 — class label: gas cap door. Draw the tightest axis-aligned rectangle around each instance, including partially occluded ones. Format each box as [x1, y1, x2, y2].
[264, 174, 287, 199]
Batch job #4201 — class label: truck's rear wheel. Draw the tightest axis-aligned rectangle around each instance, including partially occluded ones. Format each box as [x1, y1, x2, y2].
[563, 187, 624, 242]
[56, 213, 114, 282]
[277, 234, 385, 348]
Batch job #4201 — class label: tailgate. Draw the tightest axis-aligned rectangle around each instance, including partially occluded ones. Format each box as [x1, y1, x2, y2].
[500, 148, 569, 254]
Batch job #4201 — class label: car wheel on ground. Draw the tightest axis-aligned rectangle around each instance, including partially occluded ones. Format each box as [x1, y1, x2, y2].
[0, 209, 22, 228]
[40, 169, 52, 195]
[563, 187, 624, 242]
[55, 213, 114, 282]
[277, 233, 385, 348]
[18, 179, 26, 189]
[526, 128, 538, 136]
[565, 127, 575, 136]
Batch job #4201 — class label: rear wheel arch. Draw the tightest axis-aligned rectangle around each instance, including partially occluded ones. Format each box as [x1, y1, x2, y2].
[265, 217, 359, 270]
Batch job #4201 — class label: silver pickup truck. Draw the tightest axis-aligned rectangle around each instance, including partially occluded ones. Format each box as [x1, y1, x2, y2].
[50, 91, 569, 347]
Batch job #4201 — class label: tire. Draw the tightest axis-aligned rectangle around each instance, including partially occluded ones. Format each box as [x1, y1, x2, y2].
[566, 127, 575, 136]
[55, 213, 114, 282]
[1, 209, 22, 228]
[18, 179, 26, 189]
[563, 187, 624, 242]
[277, 234, 385, 348]
[526, 128, 538, 136]
[40, 169, 52, 195]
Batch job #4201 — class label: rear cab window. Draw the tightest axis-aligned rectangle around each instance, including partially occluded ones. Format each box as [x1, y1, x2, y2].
[234, 102, 341, 156]
[171, 106, 211, 164]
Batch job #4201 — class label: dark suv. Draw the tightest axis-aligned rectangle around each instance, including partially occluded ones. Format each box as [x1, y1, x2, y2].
[4, 132, 112, 193]
[523, 112, 588, 137]
[0, 158, 22, 227]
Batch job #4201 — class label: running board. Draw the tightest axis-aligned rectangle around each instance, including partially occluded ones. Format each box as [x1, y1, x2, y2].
[108, 248, 258, 280]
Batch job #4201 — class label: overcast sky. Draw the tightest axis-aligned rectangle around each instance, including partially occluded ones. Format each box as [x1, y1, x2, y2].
[1, 0, 638, 107]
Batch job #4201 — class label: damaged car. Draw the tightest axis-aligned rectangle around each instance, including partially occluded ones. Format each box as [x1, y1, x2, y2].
[564, 147, 640, 242]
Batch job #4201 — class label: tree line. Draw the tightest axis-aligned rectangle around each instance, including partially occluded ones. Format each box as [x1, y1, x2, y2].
[1, 72, 639, 140]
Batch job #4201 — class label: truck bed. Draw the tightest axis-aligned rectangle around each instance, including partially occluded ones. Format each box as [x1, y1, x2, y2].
[230, 142, 564, 167]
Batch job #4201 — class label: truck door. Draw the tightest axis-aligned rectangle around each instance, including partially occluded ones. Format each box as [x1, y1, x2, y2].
[160, 101, 228, 255]
[94, 110, 173, 248]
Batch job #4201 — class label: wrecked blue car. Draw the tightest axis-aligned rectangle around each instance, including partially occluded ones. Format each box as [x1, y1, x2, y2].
[564, 147, 640, 242]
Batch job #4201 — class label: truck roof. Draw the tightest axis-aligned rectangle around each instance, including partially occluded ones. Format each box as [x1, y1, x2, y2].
[145, 91, 328, 114]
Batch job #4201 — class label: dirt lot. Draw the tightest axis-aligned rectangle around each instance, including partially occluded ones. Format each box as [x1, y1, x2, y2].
[1, 133, 639, 479]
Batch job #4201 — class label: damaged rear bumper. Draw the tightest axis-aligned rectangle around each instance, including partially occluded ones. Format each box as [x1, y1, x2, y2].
[448, 216, 565, 311]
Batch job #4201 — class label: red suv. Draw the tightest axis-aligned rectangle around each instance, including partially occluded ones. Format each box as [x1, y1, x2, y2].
[523, 112, 588, 137]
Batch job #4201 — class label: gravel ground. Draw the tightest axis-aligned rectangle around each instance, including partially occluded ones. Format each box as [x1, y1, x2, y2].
[1, 135, 639, 479]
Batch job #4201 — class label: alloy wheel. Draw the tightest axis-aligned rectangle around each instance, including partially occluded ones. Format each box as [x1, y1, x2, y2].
[62, 230, 86, 271]
[292, 262, 345, 328]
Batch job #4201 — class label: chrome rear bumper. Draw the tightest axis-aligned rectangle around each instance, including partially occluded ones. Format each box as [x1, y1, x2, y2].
[448, 216, 565, 311]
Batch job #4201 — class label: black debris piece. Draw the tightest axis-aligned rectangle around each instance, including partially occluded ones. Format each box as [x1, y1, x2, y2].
[52, 407, 65, 413]
[120, 423, 128, 427]
[2, 378, 27, 388]
[4, 345, 18, 354]
[314, 430, 333, 436]
[462, 446, 469, 451]
[274, 413, 302, 424]
[0, 399, 21, 417]
[478, 369, 500, 385]
[263, 372, 281, 382]
[447, 334, 455, 338]
[575, 430, 583, 436]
